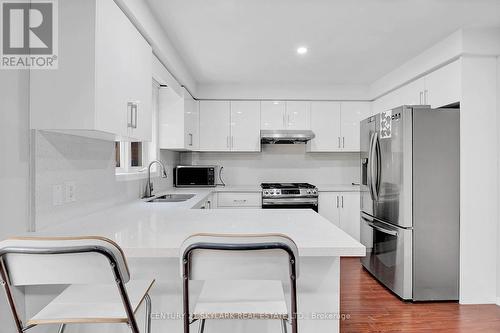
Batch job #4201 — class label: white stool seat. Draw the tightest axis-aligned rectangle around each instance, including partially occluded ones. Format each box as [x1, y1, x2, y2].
[193, 280, 288, 320]
[28, 279, 155, 325]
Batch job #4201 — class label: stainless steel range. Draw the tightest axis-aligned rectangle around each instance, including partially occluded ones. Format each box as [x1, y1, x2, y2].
[261, 183, 318, 212]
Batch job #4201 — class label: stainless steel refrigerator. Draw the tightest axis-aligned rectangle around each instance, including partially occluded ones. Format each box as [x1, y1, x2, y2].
[359, 105, 460, 301]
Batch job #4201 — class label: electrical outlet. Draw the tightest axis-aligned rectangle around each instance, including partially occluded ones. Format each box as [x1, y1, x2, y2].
[65, 181, 76, 202]
[52, 184, 63, 206]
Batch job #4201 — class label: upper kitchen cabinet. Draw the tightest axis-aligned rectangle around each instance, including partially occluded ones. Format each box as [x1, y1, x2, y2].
[424, 59, 461, 108]
[159, 87, 199, 150]
[307, 101, 370, 152]
[340, 102, 371, 151]
[307, 102, 341, 152]
[230, 101, 261, 151]
[261, 101, 310, 130]
[285, 101, 310, 130]
[199, 101, 231, 151]
[261, 101, 286, 129]
[30, 0, 152, 142]
[199, 100, 260, 152]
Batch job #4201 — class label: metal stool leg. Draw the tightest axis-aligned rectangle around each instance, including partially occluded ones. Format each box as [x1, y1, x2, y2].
[144, 294, 152, 333]
[57, 324, 66, 333]
[281, 319, 288, 333]
[198, 319, 206, 333]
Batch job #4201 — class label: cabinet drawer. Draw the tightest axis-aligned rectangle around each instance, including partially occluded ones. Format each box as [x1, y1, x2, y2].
[217, 192, 261, 208]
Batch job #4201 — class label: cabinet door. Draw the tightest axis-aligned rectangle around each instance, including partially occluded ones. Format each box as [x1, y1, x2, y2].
[128, 47, 152, 141]
[318, 192, 341, 227]
[307, 102, 341, 152]
[340, 102, 371, 151]
[424, 59, 461, 108]
[199, 101, 231, 151]
[261, 101, 286, 130]
[339, 192, 361, 241]
[286, 101, 310, 130]
[230, 101, 261, 152]
[398, 77, 425, 106]
[185, 95, 199, 150]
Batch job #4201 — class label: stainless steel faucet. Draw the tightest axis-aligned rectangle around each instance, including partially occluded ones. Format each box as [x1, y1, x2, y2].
[143, 160, 168, 198]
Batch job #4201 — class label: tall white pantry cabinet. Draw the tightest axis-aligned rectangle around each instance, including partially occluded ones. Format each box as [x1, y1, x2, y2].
[30, 0, 153, 142]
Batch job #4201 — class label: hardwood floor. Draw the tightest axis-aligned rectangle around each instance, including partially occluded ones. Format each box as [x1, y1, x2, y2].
[340, 258, 500, 333]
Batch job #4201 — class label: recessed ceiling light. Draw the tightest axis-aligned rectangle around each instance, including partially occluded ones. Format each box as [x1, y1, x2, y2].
[297, 47, 308, 55]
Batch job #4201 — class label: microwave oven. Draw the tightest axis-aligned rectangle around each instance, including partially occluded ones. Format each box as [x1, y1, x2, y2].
[173, 166, 217, 187]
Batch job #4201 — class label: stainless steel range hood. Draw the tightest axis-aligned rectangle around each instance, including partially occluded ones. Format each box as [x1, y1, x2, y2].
[260, 130, 315, 144]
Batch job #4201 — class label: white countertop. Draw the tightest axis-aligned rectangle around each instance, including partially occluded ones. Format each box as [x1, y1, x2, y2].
[33, 188, 365, 259]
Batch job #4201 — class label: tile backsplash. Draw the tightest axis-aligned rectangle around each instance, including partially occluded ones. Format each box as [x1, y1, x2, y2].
[35, 131, 178, 231]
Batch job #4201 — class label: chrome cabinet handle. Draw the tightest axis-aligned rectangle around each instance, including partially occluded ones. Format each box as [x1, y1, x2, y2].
[336, 195, 339, 208]
[342, 137, 345, 148]
[231, 136, 234, 149]
[341, 195, 344, 208]
[338, 137, 341, 148]
[133, 103, 138, 129]
[424, 89, 428, 104]
[127, 102, 134, 128]
[362, 216, 398, 236]
[287, 114, 291, 126]
[283, 114, 286, 128]
[189, 133, 193, 146]
[419, 91, 423, 104]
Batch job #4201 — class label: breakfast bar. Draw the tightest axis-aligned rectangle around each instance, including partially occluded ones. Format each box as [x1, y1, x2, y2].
[26, 191, 365, 333]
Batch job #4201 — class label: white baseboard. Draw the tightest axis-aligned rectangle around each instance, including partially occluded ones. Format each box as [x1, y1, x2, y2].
[497, 297, 500, 306]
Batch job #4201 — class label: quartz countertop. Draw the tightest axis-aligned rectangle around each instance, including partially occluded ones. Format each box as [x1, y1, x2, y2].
[33, 187, 365, 259]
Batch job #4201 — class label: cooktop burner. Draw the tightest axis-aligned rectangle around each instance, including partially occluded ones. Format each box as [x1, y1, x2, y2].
[261, 183, 316, 189]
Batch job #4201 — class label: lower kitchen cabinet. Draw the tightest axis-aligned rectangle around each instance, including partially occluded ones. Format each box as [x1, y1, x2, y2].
[217, 192, 261, 208]
[319, 192, 360, 241]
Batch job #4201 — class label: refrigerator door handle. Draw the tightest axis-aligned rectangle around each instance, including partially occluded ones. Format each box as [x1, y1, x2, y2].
[361, 215, 399, 236]
[367, 132, 375, 201]
[369, 132, 378, 201]
[373, 132, 381, 201]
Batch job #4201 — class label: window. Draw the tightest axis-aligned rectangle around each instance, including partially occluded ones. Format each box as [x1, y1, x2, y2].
[115, 80, 160, 177]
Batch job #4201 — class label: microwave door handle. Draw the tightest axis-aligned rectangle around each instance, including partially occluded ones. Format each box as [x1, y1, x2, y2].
[362, 216, 398, 236]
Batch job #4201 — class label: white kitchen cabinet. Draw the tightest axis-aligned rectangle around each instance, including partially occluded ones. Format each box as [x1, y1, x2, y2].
[261, 101, 286, 129]
[424, 59, 461, 108]
[339, 102, 371, 151]
[398, 77, 426, 106]
[319, 192, 360, 241]
[261, 101, 310, 130]
[307, 101, 369, 152]
[159, 87, 198, 150]
[217, 192, 261, 208]
[285, 101, 310, 130]
[230, 101, 261, 152]
[199, 101, 231, 151]
[307, 102, 341, 152]
[30, 0, 152, 141]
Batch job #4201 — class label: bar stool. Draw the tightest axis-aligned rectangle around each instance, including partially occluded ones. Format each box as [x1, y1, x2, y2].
[0, 236, 155, 333]
[180, 233, 299, 333]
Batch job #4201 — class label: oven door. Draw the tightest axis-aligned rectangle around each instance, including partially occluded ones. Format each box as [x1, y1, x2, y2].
[360, 212, 413, 300]
[262, 197, 318, 212]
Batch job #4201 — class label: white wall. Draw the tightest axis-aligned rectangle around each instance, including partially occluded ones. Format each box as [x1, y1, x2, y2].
[34, 131, 178, 231]
[459, 56, 498, 304]
[181, 145, 360, 186]
[197, 83, 370, 101]
[497, 56, 500, 306]
[0, 71, 29, 331]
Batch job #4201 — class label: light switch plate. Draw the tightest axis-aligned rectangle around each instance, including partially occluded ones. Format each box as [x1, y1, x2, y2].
[64, 181, 76, 202]
[52, 184, 63, 206]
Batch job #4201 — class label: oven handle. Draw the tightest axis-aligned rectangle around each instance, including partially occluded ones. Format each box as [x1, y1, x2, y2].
[361, 215, 398, 236]
[262, 199, 318, 205]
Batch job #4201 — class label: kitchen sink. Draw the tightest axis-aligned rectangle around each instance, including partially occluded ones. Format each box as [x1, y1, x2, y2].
[147, 194, 195, 203]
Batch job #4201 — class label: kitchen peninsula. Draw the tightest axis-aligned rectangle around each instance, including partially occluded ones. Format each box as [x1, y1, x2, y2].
[28, 189, 365, 333]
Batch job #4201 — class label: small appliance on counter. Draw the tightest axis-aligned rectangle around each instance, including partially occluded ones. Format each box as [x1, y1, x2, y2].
[173, 165, 217, 187]
[261, 183, 318, 212]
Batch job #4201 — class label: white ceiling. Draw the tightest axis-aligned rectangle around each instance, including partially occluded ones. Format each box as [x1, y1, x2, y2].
[146, 0, 500, 85]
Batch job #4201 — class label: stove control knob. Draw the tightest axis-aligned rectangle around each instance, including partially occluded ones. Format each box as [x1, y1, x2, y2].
[306, 189, 312, 194]
[312, 189, 318, 195]
[264, 190, 269, 195]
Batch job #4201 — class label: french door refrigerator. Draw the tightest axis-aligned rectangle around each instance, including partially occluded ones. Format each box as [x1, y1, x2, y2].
[360, 105, 460, 301]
